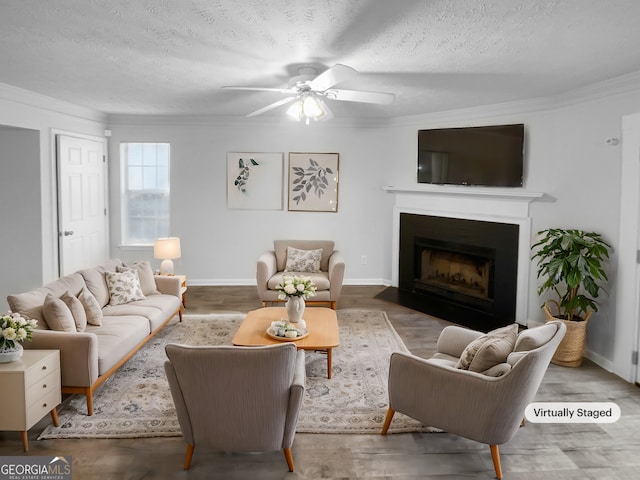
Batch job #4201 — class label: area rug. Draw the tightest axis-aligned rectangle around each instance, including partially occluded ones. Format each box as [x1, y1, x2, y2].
[39, 310, 432, 439]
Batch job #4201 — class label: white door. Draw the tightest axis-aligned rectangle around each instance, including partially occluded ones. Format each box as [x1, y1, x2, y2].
[57, 134, 109, 275]
[618, 113, 640, 384]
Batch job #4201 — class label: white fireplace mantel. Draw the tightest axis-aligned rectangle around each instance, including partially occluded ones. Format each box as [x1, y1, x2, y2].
[385, 184, 546, 326]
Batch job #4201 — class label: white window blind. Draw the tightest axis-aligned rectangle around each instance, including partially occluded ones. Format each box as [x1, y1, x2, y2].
[121, 142, 170, 245]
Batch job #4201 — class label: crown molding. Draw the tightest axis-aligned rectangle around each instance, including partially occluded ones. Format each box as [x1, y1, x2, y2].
[0, 82, 107, 124]
[106, 112, 390, 128]
[388, 70, 640, 128]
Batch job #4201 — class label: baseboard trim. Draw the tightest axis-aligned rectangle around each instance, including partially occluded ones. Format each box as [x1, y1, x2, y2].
[186, 278, 390, 287]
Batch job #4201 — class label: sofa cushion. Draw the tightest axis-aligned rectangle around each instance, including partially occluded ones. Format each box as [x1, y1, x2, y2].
[117, 261, 159, 296]
[79, 259, 123, 308]
[284, 247, 322, 273]
[79, 287, 103, 326]
[7, 287, 49, 325]
[106, 270, 146, 306]
[102, 294, 180, 332]
[87, 316, 151, 375]
[60, 292, 87, 332]
[43, 294, 76, 332]
[274, 240, 335, 272]
[456, 324, 518, 372]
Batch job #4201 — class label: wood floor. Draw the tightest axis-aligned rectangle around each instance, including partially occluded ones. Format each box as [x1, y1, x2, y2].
[1, 285, 639, 479]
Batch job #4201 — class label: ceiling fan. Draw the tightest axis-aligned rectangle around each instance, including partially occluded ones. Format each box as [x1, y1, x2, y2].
[222, 64, 395, 123]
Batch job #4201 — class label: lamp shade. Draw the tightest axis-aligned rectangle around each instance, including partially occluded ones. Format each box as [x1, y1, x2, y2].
[154, 237, 181, 259]
[154, 237, 181, 275]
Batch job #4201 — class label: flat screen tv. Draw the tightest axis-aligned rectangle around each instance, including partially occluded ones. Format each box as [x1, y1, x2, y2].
[417, 123, 524, 187]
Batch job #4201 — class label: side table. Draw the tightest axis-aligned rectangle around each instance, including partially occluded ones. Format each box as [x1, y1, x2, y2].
[0, 349, 61, 451]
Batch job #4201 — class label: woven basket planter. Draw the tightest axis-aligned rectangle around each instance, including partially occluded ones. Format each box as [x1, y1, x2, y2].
[543, 303, 592, 367]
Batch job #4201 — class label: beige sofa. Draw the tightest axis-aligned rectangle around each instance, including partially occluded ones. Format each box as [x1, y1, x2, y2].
[7, 259, 182, 415]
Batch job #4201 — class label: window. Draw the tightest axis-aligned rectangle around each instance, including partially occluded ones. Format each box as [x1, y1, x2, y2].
[121, 142, 170, 245]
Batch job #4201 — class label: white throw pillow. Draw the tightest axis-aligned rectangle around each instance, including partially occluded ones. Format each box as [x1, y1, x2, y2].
[79, 287, 103, 326]
[285, 247, 322, 273]
[105, 270, 146, 306]
[117, 261, 159, 296]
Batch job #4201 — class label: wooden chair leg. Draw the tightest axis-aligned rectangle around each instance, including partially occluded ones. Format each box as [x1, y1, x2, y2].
[262, 301, 268, 308]
[86, 388, 93, 416]
[490, 444, 503, 480]
[184, 444, 195, 470]
[381, 407, 395, 435]
[330, 301, 337, 310]
[50, 407, 59, 427]
[283, 447, 294, 472]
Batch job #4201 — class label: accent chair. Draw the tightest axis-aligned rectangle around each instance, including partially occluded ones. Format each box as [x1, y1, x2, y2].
[256, 240, 345, 309]
[381, 320, 566, 479]
[164, 343, 306, 471]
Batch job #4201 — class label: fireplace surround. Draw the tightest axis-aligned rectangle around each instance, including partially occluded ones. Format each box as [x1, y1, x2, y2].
[398, 213, 518, 331]
[382, 185, 544, 331]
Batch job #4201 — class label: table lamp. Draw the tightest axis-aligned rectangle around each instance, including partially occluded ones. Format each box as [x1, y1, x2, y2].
[154, 237, 181, 275]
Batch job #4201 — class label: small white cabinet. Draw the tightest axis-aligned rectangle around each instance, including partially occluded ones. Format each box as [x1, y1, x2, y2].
[0, 349, 61, 451]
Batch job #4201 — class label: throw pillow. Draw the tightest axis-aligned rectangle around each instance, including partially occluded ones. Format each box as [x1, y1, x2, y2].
[117, 261, 159, 296]
[42, 294, 76, 333]
[284, 247, 322, 273]
[78, 287, 103, 326]
[60, 292, 88, 332]
[105, 270, 146, 306]
[456, 324, 519, 372]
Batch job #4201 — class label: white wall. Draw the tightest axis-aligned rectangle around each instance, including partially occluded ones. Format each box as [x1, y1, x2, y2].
[0, 126, 41, 305]
[0, 83, 106, 310]
[108, 119, 395, 284]
[106, 81, 640, 381]
[383, 87, 640, 380]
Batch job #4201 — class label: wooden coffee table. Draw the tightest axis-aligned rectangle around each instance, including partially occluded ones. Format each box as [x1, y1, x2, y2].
[232, 307, 339, 378]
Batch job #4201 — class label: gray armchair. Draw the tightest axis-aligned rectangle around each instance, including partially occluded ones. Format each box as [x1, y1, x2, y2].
[256, 240, 345, 309]
[164, 343, 306, 471]
[382, 321, 566, 479]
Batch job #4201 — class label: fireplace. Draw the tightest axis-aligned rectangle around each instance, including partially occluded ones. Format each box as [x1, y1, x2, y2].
[394, 213, 519, 331]
[414, 237, 495, 310]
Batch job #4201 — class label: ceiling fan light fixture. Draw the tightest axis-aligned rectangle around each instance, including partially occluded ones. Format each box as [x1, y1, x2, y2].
[286, 94, 331, 124]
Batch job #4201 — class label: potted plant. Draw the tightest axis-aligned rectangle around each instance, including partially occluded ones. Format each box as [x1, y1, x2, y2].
[531, 228, 611, 367]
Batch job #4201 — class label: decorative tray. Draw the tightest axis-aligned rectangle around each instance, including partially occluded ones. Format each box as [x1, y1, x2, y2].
[266, 321, 309, 342]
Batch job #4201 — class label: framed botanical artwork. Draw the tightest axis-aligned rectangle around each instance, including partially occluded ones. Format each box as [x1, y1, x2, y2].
[227, 152, 284, 210]
[288, 152, 339, 212]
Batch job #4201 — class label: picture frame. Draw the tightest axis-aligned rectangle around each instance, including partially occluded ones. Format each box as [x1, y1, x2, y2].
[288, 152, 339, 212]
[226, 152, 284, 210]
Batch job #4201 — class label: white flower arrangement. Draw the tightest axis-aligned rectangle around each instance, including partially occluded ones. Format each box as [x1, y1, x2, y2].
[1, 313, 37, 349]
[276, 275, 317, 300]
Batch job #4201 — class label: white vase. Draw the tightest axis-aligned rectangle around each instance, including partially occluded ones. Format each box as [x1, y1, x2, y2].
[285, 296, 305, 324]
[0, 342, 23, 363]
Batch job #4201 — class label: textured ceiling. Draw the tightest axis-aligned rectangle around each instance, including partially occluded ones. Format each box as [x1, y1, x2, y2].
[1, 0, 640, 119]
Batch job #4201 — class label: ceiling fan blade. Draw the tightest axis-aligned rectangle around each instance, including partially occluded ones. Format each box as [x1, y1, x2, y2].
[324, 88, 395, 105]
[309, 64, 357, 91]
[246, 96, 298, 117]
[222, 86, 297, 94]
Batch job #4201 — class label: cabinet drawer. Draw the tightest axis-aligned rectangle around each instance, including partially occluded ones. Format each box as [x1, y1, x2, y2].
[25, 388, 60, 430]
[26, 354, 60, 385]
[26, 369, 61, 406]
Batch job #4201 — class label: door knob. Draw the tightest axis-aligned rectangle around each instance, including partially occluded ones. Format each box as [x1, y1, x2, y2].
[63, 230, 74, 236]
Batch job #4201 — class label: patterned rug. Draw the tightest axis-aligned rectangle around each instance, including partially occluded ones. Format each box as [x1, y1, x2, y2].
[38, 310, 432, 439]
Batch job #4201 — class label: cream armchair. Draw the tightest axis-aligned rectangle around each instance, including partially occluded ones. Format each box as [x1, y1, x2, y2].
[256, 240, 345, 309]
[381, 321, 566, 480]
[164, 343, 306, 471]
